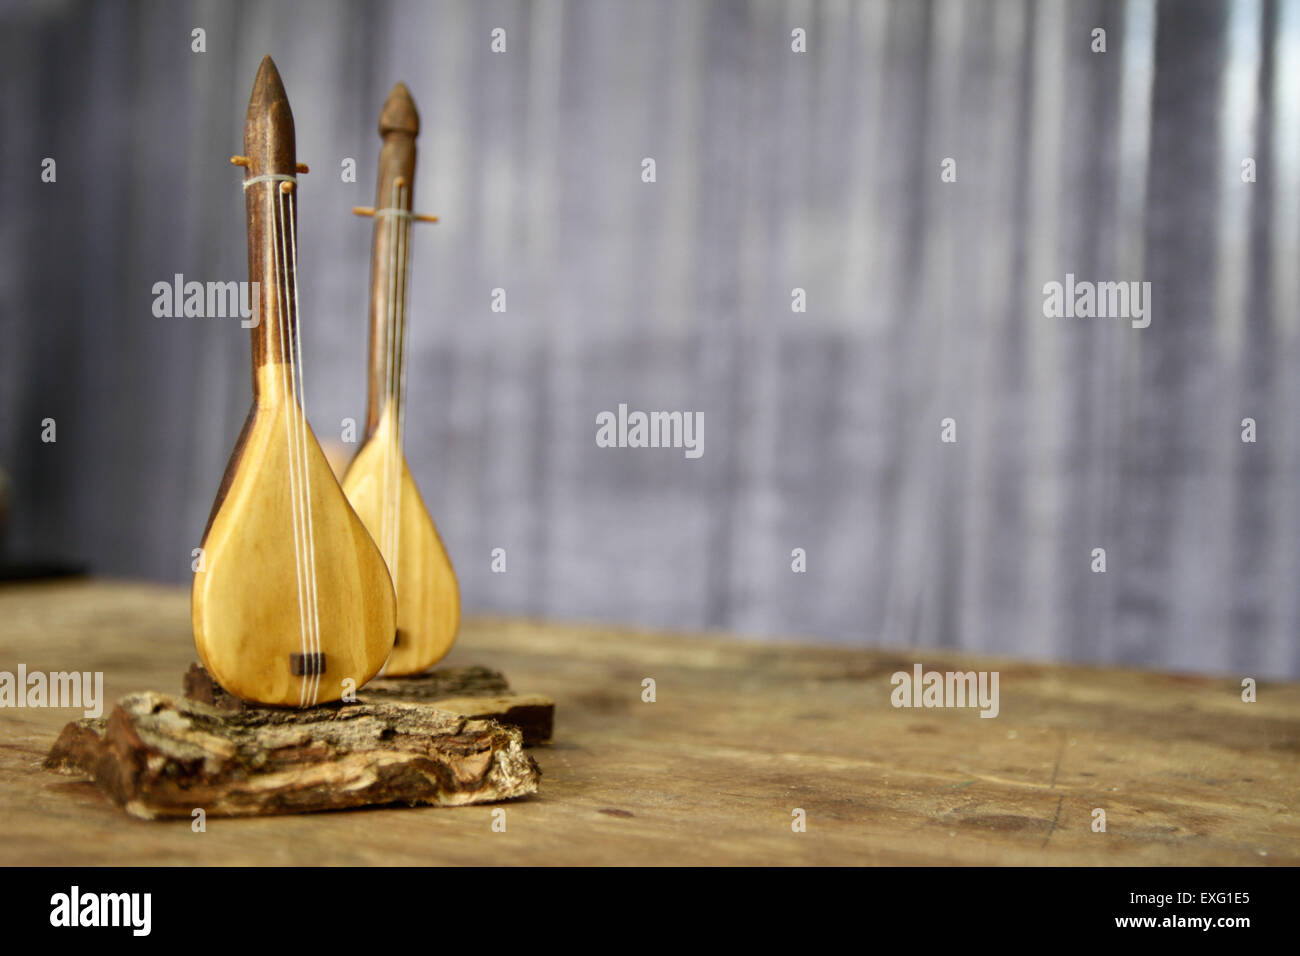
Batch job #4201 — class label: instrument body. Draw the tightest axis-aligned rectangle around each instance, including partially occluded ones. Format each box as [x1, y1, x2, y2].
[342, 83, 460, 676]
[193, 57, 396, 707]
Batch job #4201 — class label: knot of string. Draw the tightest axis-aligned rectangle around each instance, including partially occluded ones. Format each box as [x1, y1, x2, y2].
[370, 206, 421, 220]
[243, 173, 298, 190]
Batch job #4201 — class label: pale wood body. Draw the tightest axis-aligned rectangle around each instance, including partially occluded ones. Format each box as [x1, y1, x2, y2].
[194, 367, 396, 706]
[193, 57, 397, 706]
[343, 405, 459, 675]
[344, 83, 460, 675]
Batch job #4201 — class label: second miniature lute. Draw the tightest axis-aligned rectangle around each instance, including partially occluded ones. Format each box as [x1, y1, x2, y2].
[192, 57, 396, 706]
[343, 84, 460, 676]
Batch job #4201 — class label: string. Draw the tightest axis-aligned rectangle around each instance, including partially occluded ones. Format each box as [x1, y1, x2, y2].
[393, 181, 411, 583]
[372, 179, 413, 675]
[382, 181, 396, 564]
[283, 184, 323, 706]
[386, 181, 401, 576]
[267, 180, 309, 706]
[374, 179, 402, 678]
[385, 183, 412, 585]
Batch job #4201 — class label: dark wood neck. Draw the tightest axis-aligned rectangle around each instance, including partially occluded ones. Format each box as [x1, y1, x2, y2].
[240, 56, 301, 402]
[365, 83, 420, 437]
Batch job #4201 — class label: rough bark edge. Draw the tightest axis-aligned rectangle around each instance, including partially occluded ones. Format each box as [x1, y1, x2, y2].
[183, 662, 554, 745]
[45, 691, 539, 820]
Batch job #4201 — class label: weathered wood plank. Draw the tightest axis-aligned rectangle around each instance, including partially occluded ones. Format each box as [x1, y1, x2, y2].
[1, 580, 1297, 865]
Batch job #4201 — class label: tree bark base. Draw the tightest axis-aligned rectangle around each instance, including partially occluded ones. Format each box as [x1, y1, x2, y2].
[183, 662, 554, 745]
[44, 690, 540, 820]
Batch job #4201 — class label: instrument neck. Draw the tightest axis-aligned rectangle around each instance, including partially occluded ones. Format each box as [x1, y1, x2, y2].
[365, 133, 417, 437]
[246, 176, 303, 405]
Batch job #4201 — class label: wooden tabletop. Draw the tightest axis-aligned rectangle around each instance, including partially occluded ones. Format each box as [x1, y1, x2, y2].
[0, 579, 1296, 866]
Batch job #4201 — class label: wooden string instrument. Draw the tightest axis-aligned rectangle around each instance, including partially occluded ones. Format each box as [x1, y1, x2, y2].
[192, 57, 396, 706]
[342, 83, 460, 676]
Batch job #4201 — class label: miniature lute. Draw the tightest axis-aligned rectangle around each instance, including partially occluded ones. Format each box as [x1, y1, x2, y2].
[192, 56, 396, 706]
[343, 83, 460, 676]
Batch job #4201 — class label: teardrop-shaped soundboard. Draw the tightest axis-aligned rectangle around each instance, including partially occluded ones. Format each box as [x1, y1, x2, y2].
[192, 57, 396, 707]
[342, 83, 460, 676]
[343, 405, 460, 675]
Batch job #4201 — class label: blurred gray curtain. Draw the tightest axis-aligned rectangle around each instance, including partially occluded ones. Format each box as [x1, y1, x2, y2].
[2, 0, 1298, 677]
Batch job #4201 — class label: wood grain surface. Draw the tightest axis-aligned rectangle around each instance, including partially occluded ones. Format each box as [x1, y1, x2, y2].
[1, 580, 1297, 865]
